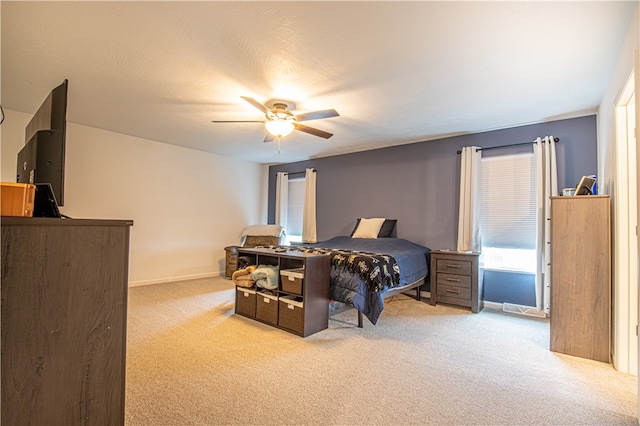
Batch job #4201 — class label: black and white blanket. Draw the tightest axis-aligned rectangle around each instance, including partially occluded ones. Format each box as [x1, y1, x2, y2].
[264, 236, 430, 325]
[284, 246, 400, 293]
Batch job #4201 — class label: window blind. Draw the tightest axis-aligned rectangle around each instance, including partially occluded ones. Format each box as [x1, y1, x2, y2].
[480, 153, 537, 250]
[286, 177, 305, 238]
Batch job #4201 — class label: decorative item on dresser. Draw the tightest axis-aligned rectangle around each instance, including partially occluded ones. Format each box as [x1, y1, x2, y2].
[1, 217, 133, 425]
[549, 195, 611, 363]
[429, 250, 483, 313]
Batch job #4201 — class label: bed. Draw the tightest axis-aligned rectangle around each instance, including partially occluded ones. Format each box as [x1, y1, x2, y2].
[287, 232, 431, 327]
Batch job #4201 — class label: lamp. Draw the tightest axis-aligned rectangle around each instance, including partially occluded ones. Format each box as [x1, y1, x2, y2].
[265, 119, 295, 137]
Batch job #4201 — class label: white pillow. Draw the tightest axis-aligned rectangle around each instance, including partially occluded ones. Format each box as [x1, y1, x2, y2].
[352, 217, 386, 239]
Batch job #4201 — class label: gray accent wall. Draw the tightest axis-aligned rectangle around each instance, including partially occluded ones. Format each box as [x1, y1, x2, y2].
[268, 115, 597, 304]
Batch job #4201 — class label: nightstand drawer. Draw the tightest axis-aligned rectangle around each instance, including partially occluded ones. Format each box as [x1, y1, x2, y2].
[436, 273, 471, 289]
[437, 283, 471, 300]
[436, 258, 472, 275]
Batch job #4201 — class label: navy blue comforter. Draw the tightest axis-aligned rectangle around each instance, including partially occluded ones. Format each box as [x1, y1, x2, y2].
[302, 236, 431, 325]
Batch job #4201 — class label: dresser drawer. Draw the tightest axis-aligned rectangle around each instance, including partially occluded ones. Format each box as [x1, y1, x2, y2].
[436, 258, 472, 275]
[437, 282, 471, 300]
[436, 272, 471, 289]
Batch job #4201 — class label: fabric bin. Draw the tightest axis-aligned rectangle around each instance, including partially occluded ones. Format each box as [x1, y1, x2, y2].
[256, 291, 278, 325]
[278, 295, 304, 334]
[280, 268, 304, 295]
[235, 287, 256, 318]
[1, 182, 35, 217]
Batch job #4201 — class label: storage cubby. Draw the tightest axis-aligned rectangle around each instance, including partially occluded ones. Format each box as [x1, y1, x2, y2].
[234, 247, 330, 337]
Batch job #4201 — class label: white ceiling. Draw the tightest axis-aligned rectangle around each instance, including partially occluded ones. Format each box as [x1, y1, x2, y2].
[2, 1, 636, 165]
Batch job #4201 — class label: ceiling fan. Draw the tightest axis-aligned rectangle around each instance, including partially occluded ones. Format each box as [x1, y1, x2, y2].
[212, 96, 339, 143]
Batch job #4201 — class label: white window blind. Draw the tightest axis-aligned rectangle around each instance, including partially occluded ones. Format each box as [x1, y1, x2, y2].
[286, 177, 305, 242]
[480, 153, 536, 250]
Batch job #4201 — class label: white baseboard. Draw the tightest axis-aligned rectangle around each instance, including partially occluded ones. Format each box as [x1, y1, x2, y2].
[129, 272, 222, 287]
[483, 301, 503, 311]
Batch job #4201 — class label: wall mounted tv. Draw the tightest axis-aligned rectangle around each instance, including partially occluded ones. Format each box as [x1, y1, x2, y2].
[16, 79, 68, 206]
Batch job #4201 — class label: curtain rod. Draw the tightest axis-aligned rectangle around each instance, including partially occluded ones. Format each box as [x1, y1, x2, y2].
[456, 137, 559, 154]
[283, 168, 316, 177]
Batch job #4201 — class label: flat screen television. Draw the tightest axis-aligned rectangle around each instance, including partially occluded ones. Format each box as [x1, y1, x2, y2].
[16, 79, 68, 206]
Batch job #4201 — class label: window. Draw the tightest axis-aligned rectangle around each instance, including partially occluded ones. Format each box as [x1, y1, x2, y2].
[480, 153, 536, 273]
[284, 177, 305, 244]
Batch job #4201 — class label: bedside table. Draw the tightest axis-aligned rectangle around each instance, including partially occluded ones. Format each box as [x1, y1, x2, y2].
[430, 250, 483, 313]
[224, 246, 239, 279]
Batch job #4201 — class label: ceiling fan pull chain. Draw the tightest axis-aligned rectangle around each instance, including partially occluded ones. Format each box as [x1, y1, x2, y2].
[276, 136, 281, 154]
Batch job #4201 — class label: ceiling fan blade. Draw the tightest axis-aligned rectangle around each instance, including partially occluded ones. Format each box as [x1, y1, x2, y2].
[240, 96, 270, 115]
[294, 109, 339, 122]
[211, 120, 264, 123]
[263, 133, 275, 143]
[293, 123, 334, 139]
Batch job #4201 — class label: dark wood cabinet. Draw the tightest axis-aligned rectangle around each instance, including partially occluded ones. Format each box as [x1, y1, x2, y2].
[234, 247, 329, 337]
[429, 250, 483, 313]
[224, 245, 239, 278]
[1, 217, 133, 425]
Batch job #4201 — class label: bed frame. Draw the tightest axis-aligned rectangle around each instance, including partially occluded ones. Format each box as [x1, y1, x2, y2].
[355, 276, 427, 328]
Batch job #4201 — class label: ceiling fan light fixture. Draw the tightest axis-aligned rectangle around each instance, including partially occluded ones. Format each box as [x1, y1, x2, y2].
[265, 119, 295, 137]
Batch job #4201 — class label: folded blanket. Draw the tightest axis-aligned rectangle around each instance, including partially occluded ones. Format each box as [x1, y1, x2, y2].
[251, 264, 279, 290]
[232, 265, 257, 287]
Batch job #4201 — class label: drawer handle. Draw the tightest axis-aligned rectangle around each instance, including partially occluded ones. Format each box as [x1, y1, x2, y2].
[445, 264, 461, 268]
[445, 289, 461, 294]
[445, 278, 461, 283]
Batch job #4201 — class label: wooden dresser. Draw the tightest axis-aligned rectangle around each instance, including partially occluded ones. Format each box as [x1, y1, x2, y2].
[1, 217, 133, 425]
[430, 250, 483, 313]
[550, 195, 611, 362]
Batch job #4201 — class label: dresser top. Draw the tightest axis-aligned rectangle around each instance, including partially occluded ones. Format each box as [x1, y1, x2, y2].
[1, 217, 134, 227]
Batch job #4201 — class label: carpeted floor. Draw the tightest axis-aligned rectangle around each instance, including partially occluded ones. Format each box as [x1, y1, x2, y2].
[125, 276, 637, 425]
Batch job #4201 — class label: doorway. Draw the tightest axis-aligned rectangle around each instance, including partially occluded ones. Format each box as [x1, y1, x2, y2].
[614, 70, 638, 375]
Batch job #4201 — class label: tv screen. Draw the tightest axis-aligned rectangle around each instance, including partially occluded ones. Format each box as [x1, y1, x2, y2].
[17, 80, 68, 206]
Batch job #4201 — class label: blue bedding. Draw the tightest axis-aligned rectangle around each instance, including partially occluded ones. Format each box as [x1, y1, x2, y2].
[302, 236, 431, 325]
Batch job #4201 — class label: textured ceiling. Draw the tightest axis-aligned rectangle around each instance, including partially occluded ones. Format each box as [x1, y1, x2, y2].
[1, 1, 636, 164]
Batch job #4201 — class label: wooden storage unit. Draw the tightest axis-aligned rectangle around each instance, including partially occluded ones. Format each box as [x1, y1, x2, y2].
[234, 247, 330, 337]
[1, 217, 133, 425]
[550, 195, 611, 363]
[429, 250, 483, 313]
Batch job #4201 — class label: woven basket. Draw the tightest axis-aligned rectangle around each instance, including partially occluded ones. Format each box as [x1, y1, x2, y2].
[278, 296, 304, 334]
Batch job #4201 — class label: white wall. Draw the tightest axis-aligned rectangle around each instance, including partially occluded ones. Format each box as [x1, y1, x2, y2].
[1, 109, 268, 285]
[597, 3, 639, 374]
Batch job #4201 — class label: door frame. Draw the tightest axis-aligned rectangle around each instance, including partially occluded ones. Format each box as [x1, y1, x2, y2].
[614, 69, 637, 375]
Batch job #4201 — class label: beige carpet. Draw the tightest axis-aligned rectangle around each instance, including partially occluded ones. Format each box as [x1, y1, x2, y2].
[125, 276, 637, 425]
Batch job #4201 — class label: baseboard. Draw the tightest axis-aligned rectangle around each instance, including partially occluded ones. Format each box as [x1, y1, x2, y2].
[418, 290, 431, 300]
[129, 272, 222, 287]
[483, 301, 503, 311]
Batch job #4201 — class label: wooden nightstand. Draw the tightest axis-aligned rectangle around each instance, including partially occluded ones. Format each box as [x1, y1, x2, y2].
[430, 250, 483, 313]
[224, 246, 239, 279]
